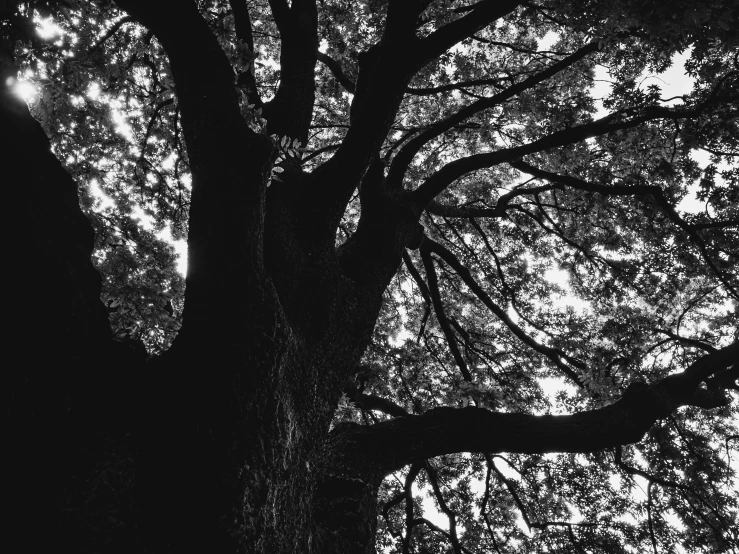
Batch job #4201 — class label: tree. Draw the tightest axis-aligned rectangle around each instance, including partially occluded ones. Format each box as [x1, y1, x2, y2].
[3, 0, 738, 552]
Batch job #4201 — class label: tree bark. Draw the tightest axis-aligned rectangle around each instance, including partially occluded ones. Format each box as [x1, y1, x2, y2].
[6, 2, 737, 553]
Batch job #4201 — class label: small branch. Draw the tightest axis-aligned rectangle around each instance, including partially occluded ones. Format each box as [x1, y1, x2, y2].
[488, 454, 533, 531]
[410, 519, 476, 554]
[410, 103, 714, 209]
[656, 330, 717, 353]
[427, 183, 556, 218]
[406, 77, 505, 96]
[424, 461, 463, 554]
[402, 251, 431, 304]
[614, 445, 730, 527]
[420, 247, 473, 381]
[301, 142, 341, 164]
[646, 481, 659, 554]
[402, 462, 423, 554]
[317, 51, 356, 94]
[89, 16, 134, 51]
[422, 237, 586, 386]
[387, 40, 599, 189]
[511, 160, 739, 301]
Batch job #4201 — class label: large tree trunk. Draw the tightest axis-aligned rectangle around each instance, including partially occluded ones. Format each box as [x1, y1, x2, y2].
[4, 59, 383, 551]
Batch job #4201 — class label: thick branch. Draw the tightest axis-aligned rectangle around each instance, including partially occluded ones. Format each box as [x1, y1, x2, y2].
[263, 0, 318, 142]
[114, 0, 256, 157]
[416, 0, 522, 65]
[308, 5, 422, 225]
[333, 342, 738, 475]
[267, 0, 291, 33]
[114, 0, 277, 345]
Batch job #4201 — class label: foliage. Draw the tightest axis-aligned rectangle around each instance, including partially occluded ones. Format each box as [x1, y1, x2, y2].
[4, 0, 738, 551]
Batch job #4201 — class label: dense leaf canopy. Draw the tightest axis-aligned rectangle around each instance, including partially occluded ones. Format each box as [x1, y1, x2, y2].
[4, 0, 738, 552]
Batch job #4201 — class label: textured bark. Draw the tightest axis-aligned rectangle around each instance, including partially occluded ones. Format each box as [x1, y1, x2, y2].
[5, 2, 738, 553]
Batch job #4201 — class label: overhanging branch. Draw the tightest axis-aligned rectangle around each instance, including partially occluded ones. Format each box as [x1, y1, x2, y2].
[420, 247, 474, 381]
[387, 40, 599, 189]
[332, 342, 738, 475]
[511, 160, 739, 300]
[317, 51, 356, 93]
[416, 0, 522, 66]
[422, 237, 586, 386]
[410, 104, 709, 209]
[426, 183, 556, 218]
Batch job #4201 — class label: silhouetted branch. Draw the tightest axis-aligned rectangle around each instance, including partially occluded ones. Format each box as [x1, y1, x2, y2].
[422, 236, 586, 385]
[510, 160, 739, 300]
[331, 343, 738, 475]
[420, 246, 473, 381]
[656, 330, 718, 353]
[387, 40, 599, 189]
[317, 51, 356, 93]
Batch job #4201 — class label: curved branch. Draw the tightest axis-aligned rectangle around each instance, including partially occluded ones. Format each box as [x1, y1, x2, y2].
[347, 390, 410, 418]
[410, 104, 710, 209]
[387, 40, 599, 189]
[511, 160, 739, 300]
[420, 247, 473, 381]
[317, 51, 356, 94]
[333, 342, 738, 475]
[113, 0, 277, 345]
[424, 462, 463, 554]
[89, 15, 134, 51]
[426, 183, 556, 218]
[656, 330, 718, 353]
[114, 0, 255, 152]
[422, 237, 586, 385]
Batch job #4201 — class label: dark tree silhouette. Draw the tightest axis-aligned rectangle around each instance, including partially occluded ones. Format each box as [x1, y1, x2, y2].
[3, 1, 738, 553]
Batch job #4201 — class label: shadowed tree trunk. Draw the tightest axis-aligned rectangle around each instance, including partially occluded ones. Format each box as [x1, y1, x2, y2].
[4, 1, 738, 553]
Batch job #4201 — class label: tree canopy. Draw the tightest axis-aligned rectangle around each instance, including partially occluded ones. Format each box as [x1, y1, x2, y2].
[3, 0, 738, 553]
